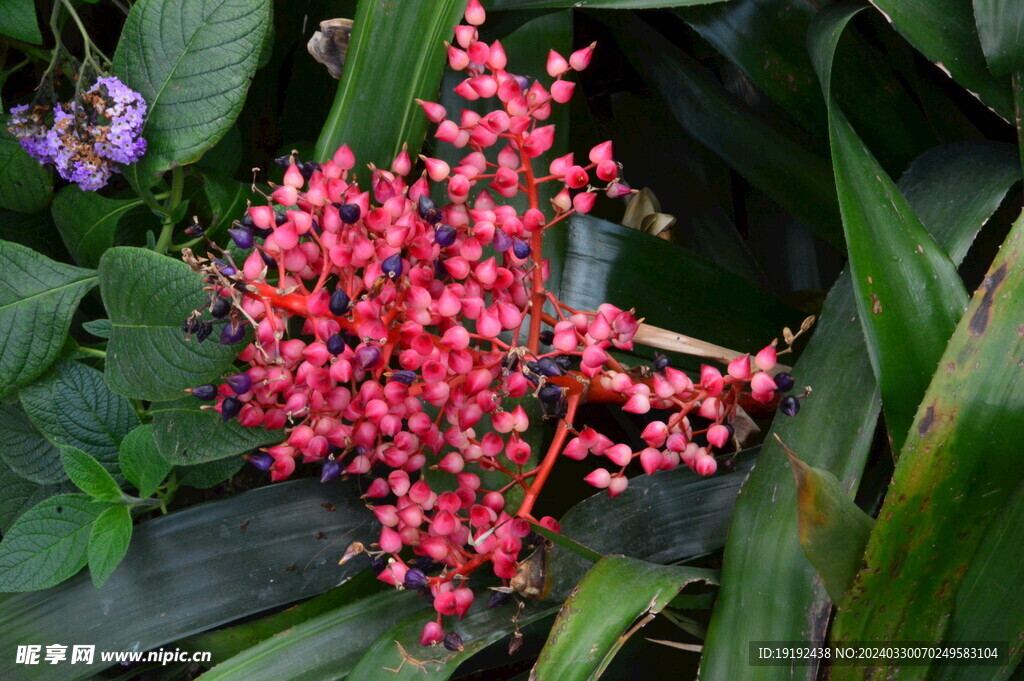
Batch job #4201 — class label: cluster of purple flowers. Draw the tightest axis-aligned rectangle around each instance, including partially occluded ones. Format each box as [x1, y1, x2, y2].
[7, 76, 146, 191]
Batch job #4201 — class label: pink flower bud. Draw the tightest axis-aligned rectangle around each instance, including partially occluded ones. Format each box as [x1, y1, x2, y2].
[589, 140, 614, 164]
[448, 45, 470, 71]
[417, 99, 447, 123]
[582, 344, 610, 368]
[452, 587, 474, 616]
[420, 621, 444, 646]
[546, 50, 569, 77]
[751, 371, 776, 394]
[573, 191, 597, 214]
[564, 165, 589, 189]
[639, 448, 663, 475]
[467, 40, 490, 65]
[694, 453, 718, 476]
[551, 79, 576, 103]
[727, 354, 752, 380]
[454, 24, 476, 49]
[522, 125, 555, 158]
[391, 147, 412, 176]
[604, 443, 632, 467]
[641, 421, 668, 447]
[608, 475, 628, 497]
[596, 159, 618, 181]
[584, 468, 612, 489]
[333, 144, 355, 169]
[755, 344, 777, 371]
[465, 0, 486, 26]
[707, 424, 731, 449]
[570, 43, 596, 71]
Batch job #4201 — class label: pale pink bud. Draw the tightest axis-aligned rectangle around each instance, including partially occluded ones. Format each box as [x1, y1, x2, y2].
[563, 437, 588, 460]
[454, 24, 476, 49]
[698, 397, 722, 420]
[582, 344, 610, 368]
[596, 159, 618, 181]
[604, 443, 632, 467]
[365, 478, 391, 498]
[333, 144, 355, 169]
[448, 45, 470, 71]
[417, 99, 447, 123]
[487, 40, 508, 70]
[283, 163, 304, 188]
[453, 587, 475, 616]
[420, 621, 444, 646]
[756, 344, 778, 371]
[465, 0, 486, 26]
[727, 354, 752, 380]
[700, 365, 724, 396]
[271, 185, 297, 206]
[570, 43, 596, 71]
[641, 421, 668, 447]
[707, 424, 731, 449]
[606, 181, 632, 199]
[573, 191, 597, 214]
[391, 147, 412, 176]
[694, 453, 718, 476]
[467, 40, 490, 65]
[622, 391, 650, 414]
[639, 448, 663, 475]
[546, 50, 569, 77]
[379, 526, 403, 554]
[584, 468, 612, 489]
[521, 125, 555, 158]
[564, 165, 589, 189]
[435, 120, 460, 143]
[608, 475, 628, 498]
[750, 371, 776, 394]
[552, 188, 572, 212]
[551, 79, 576, 104]
[589, 140, 614, 164]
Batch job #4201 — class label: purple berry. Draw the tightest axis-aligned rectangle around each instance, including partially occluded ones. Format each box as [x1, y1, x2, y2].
[355, 345, 382, 370]
[403, 568, 428, 590]
[248, 452, 274, 470]
[210, 297, 231, 318]
[417, 195, 442, 224]
[780, 395, 800, 417]
[226, 373, 252, 395]
[512, 238, 530, 259]
[488, 590, 511, 608]
[221, 396, 242, 421]
[443, 633, 464, 652]
[329, 289, 351, 315]
[382, 253, 403, 278]
[220, 322, 246, 344]
[537, 357, 563, 377]
[492, 228, 512, 252]
[228, 227, 254, 249]
[774, 372, 795, 392]
[653, 352, 670, 372]
[320, 459, 341, 482]
[339, 203, 361, 224]
[538, 383, 563, 404]
[434, 224, 457, 247]
[391, 369, 416, 385]
[326, 333, 347, 355]
[191, 384, 217, 401]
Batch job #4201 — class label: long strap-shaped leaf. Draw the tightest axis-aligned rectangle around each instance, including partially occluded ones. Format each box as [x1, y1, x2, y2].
[810, 4, 968, 452]
[830, 210, 1024, 677]
[314, 0, 468, 167]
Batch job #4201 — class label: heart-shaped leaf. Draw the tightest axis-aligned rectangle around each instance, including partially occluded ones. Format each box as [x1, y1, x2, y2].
[60, 446, 123, 502]
[86, 505, 132, 589]
[0, 404, 64, 484]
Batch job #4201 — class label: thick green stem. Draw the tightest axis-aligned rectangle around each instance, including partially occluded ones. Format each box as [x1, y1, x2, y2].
[153, 167, 184, 254]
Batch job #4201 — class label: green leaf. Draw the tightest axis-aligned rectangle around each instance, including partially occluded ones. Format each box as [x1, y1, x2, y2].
[534, 557, 717, 681]
[0, 479, 376, 680]
[0, 0, 43, 44]
[0, 404, 65, 484]
[0, 240, 97, 394]
[811, 4, 969, 451]
[99, 247, 241, 401]
[201, 171, 250, 240]
[20, 361, 139, 480]
[930, 480, 1024, 681]
[149, 397, 278, 466]
[60, 446, 123, 502]
[86, 505, 132, 589]
[779, 437, 874, 602]
[0, 130, 51, 213]
[870, 0, 1012, 118]
[607, 13, 842, 248]
[488, 0, 726, 7]
[0, 494, 105, 592]
[118, 425, 171, 497]
[174, 456, 245, 489]
[830, 211, 1024, 678]
[50, 185, 145, 268]
[314, 0, 468, 166]
[82, 318, 112, 339]
[974, 0, 1024, 77]
[111, 0, 273, 187]
[0, 462, 75, 534]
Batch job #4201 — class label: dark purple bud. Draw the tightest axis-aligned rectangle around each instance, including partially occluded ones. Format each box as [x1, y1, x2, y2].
[228, 227, 254, 249]
[300, 161, 320, 180]
[220, 322, 246, 345]
[194, 320, 213, 343]
[554, 354, 572, 371]
[773, 372, 795, 392]
[434, 223, 456, 247]
[779, 395, 800, 417]
[320, 459, 341, 482]
[443, 633, 464, 652]
[210, 297, 231, 318]
[411, 556, 435, 571]
[390, 369, 416, 385]
[538, 330, 554, 345]
[221, 396, 242, 421]
[190, 384, 217, 401]
[274, 155, 291, 168]
[339, 203, 361, 224]
[260, 251, 276, 267]
[538, 383, 563, 405]
[514, 74, 529, 91]
[369, 555, 388, 575]
[326, 333, 347, 355]
[417, 194, 442, 224]
[536, 357, 563, 377]
[511, 238, 530, 259]
[214, 258, 237, 276]
[434, 258, 449, 278]
[653, 351, 670, 372]
[241, 212, 255, 229]
[488, 590, 512, 608]
[248, 452, 274, 471]
[403, 568, 428, 590]
[355, 345, 382, 370]
[329, 289, 351, 315]
[185, 221, 204, 238]
[492, 229, 512, 252]
[274, 210, 288, 226]
[226, 373, 252, 395]
[382, 252, 403, 278]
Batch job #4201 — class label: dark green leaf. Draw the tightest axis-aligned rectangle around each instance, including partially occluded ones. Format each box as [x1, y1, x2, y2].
[149, 397, 278, 466]
[488, 0, 726, 7]
[0, 479, 375, 680]
[174, 456, 245, 489]
[314, 0, 467, 166]
[201, 171, 250, 239]
[20, 361, 138, 480]
[82, 318, 112, 339]
[60, 446, 123, 502]
[0, 240, 96, 394]
[831, 210, 1024, 678]
[0, 0, 43, 45]
[0, 463, 74, 534]
[86, 505, 132, 589]
[974, 0, 1024, 77]
[0, 404, 64, 484]
[50, 185, 145, 268]
[780, 437, 874, 602]
[811, 4, 969, 450]
[870, 0, 1012, 118]
[608, 13, 842, 247]
[119, 425, 171, 497]
[0, 130, 51, 213]
[534, 557, 716, 680]
[0, 494, 105, 592]
[112, 0, 273, 187]
[99, 247, 240, 401]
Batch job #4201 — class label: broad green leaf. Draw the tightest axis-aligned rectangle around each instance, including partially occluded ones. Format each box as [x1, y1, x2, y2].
[811, 4, 969, 451]
[201, 171, 250, 240]
[99, 247, 241, 401]
[830, 211, 1024, 679]
[780, 437, 874, 602]
[112, 0, 273, 187]
[488, 0, 726, 7]
[534, 557, 716, 681]
[60, 446, 123, 502]
[607, 13, 842, 248]
[174, 456, 245, 489]
[119, 425, 171, 497]
[0, 240, 96, 394]
[0, 494, 106, 592]
[0, 130, 51, 213]
[0, 463, 74, 534]
[0, 479, 376, 681]
[871, 0, 1012, 118]
[699, 141, 1019, 681]
[974, 0, 1024, 77]
[20, 361, 138, 480]
[86, 505, 132, 589]
[930, 480, 1024, 681]
[0, 404, 64, 484]
[82, 318, 112, 339]
[149, 398, 278, 466]
[314, 0, 467, 166]
[50, 185, 145, 268]
[0, 209, 66, 260]
[0, 0, 42, 44]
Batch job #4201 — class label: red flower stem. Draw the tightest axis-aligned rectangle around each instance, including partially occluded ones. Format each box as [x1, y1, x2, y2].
[516, 391, 580, 519]
[518, 136, 545, 356]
